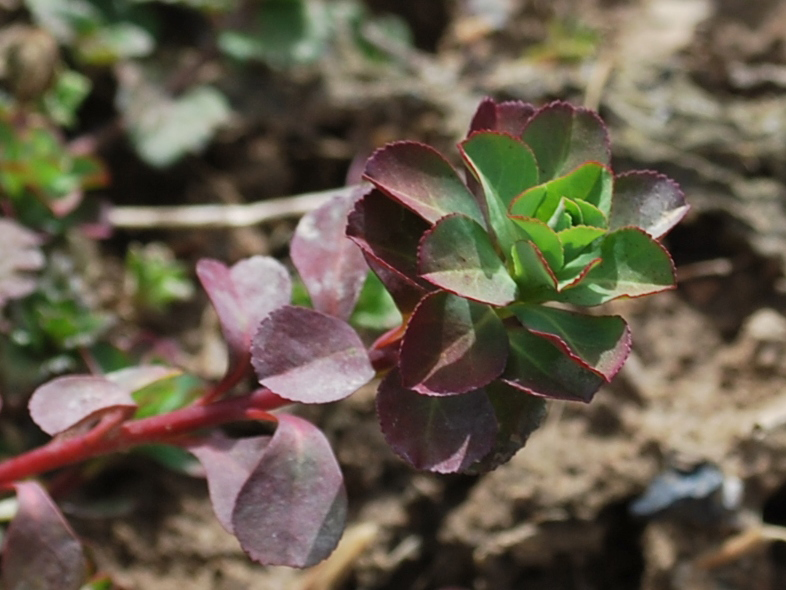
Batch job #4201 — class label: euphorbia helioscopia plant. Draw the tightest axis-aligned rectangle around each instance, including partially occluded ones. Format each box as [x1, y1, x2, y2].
[0, 98, 688, 588]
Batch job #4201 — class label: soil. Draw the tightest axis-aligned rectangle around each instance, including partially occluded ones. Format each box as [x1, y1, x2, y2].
[11, 0, 786, 588]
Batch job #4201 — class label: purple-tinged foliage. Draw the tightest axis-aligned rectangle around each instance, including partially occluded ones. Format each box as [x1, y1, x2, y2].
[251, 305, 374, 404]
[399, 292, 507, 395]
[364, 141, 484, 225]
[355, 97, 688, 472]
[29, 375, 137, 436]
[2, 482, 86, 590]
[291, 194, 368, 321]
[610, 171, 690, 238]
[346, 189, 433, 312]
[191, 415, 347, 567]
[376, 370, 497, 473]
[0, 218, 45, 310]
[0, 97, 689, 579]
[196, 256, 291, 382]
[105, 364, 182, 393]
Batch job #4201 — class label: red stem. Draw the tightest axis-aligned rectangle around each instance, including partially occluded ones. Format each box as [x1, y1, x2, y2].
[0, 334, 403, 488]
[0, 389, 285, 487]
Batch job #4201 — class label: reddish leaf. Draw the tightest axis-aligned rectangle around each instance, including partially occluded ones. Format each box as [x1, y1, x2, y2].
[364, 256, 430, 315]
[376, 369, 497, 473]
[29, 375, 137, 436]
[399, 292, 508, 395]
[252, 306, 374, 403]
[232, 415, 347, 567]
[502, 324, 606, 402]
[105, 365, 182, 392]
[468, 97, 536, 137]
[2, 482, 86, 590]
[196, 256, 291, 376]
[610, 171, 690, 239]
[363, 141, 484, 225]
[511, 305, 631, 381]
[418, 214, 518, 306]
[346, 189, 433, 312]
[521, 101, 611, 181]
[189, 433, 272, 533]
[465, 381, 547, 473]
[291, 193, 368, 320]
[0, 218, 44, 310]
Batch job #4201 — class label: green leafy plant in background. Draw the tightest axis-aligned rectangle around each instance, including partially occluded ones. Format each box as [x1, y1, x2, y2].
[19, 0, 413, 168]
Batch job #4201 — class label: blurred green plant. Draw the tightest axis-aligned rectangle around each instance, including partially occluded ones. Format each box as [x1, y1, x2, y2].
[526, 17, 599, 63]
[124, 242, 194, 314]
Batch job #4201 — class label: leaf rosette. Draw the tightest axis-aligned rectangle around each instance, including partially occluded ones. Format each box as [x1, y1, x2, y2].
[349, 98, 689, 473]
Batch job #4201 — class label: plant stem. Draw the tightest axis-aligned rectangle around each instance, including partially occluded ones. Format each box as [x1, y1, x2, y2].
[0, 389, 284, 487]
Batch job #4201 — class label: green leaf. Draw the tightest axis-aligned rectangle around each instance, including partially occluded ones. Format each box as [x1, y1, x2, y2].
[364, 141, 485, 225]
[349, 271, 402, 332]
[521, 101, 610, 181]
[43, 70, 91, 127]
[418, 214, 517, 306]
[120, 78, 231, 168]
[78, 22, 155, 63]
[502, 324, 606, 402]
[510, 305, 631, 380]
[131, 373, 202, 418]
[218, 0, 329, 66]
[557, 225, 605, 262]
[556, 251, 601, 289]
[510, 240, 557, 300]
[509, 162, 613, 223]
[573, 198, 606, 227]
[459, 131, 539, 252]
[558, 227, 676, 305]
[399, 292, 508, 395]
[508, 217, 563, 272]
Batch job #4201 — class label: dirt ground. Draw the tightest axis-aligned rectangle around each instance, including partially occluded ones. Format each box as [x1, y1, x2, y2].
[44, 0, 786, 588]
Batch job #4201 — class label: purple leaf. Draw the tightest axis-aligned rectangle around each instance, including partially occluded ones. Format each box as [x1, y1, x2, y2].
[399, 292, 508, 395]
[0, 218, 45, 310]
[521, 101, 611, 181]
[105, 365, 182, 392]
[468, 97, 536, 137]
[29, 375, 137, 436]
[291, 193, 368, 320]
[232, 414, 347, 567]
[376, 369, 497, 473]
[196, 256, 291, 377]
[502, 324, 606, 402]
[346, 189, 433, 312]
[252, 306, 374, 403]
[511, 305, 631, 381]
[363, 141, 485, 225]
[2, 482, 86, 590]
[189, 433, 272, 532]
[465, 381, 546, 473]
[610, 171, 690, 239]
